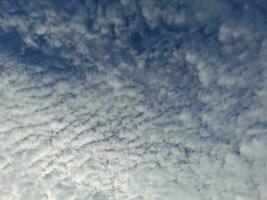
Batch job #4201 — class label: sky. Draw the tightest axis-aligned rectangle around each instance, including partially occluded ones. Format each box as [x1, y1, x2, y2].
[0, 0, 267, 200]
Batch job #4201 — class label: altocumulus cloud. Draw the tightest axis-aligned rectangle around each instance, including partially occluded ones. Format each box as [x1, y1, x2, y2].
[0, 0, 267, 199]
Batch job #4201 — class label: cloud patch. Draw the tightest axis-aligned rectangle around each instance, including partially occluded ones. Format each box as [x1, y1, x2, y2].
[0, 0, 266, 199]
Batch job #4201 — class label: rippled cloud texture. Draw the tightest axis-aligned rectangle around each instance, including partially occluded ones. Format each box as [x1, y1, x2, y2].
[0, 0, 267, 199]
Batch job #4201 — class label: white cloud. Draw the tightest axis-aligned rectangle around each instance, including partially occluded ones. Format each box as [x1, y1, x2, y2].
[0, 0, 266, 199]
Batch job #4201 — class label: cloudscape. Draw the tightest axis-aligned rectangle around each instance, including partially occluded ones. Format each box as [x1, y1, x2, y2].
[0, 0, 267, 199]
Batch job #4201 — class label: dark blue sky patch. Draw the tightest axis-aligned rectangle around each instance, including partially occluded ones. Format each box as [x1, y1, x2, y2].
[0, 29, 24, 53]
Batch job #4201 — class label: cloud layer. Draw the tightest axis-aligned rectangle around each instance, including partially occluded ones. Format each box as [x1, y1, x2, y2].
[0, 0, 267, 199]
